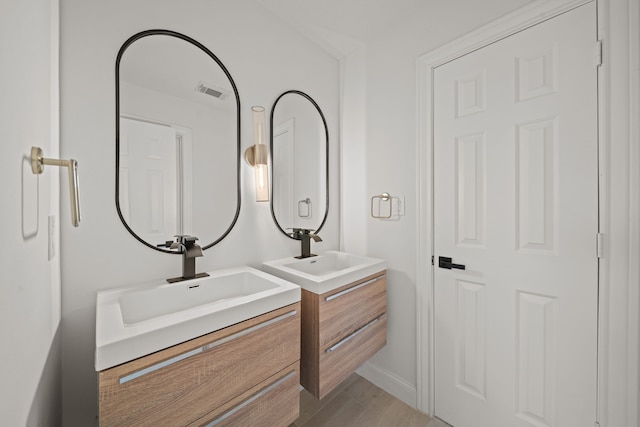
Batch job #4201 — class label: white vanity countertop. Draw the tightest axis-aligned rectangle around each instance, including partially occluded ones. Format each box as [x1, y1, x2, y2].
[95, 266, 300, 371]
[262, 250, 387, 294]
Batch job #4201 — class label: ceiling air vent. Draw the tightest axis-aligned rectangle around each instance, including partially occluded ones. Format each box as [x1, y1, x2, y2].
[195, 81, 230, 100]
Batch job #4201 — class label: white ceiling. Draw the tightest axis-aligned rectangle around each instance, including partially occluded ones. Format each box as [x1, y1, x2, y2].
[256, 0, 535, 49]
[255, 0, 427, 43]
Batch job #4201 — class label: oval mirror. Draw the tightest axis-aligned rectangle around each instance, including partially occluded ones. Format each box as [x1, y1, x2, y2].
[116, 30, 240, 252]
[270, 90, 328, 237]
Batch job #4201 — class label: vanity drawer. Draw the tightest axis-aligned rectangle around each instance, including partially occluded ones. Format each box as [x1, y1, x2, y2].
[318, 271, 386, 348]
[188, 362, 300, 427]
[318, 313, 387, 399]
[98, 303, 300, 427]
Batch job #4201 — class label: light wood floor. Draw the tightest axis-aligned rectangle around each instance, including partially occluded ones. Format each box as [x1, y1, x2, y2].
[290, 374, 452, 427]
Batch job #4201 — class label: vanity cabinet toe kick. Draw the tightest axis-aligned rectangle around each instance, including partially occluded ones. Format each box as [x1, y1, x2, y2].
[301, 271, 387, 400]
[98, 303, 301, 427]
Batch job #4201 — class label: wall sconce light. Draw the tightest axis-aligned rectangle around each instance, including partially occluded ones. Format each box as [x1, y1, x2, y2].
[245, 106, 269, 202]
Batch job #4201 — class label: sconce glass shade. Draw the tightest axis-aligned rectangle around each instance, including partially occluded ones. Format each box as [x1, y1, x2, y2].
[255, 163, 269, 202]
[250, 106, 269, 202]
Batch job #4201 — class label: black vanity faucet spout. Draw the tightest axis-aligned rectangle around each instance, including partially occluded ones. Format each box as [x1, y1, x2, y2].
[161, 235, 209, 283]
[292, 228, 322, 259]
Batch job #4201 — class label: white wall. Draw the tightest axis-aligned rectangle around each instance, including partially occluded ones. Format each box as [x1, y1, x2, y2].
[0, 0, 62, 425]
[342, 0, 534, 406]
[59, 0, 339, 425]
[340, 46, 368, 255]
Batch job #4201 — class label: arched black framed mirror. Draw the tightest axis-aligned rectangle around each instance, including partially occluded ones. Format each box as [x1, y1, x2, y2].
[115, 30, 241, 253]
[270, 90, 329, 238]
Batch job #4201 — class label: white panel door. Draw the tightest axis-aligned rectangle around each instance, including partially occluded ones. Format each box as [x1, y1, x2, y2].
[120, 117, 178, 244]
[433, 3, 598, 427]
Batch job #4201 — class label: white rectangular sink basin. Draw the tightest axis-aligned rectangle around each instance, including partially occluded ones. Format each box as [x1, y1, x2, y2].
[95, 266, 300, 371]
[262, 251, 386, 294]
[118, 273, 282, 325]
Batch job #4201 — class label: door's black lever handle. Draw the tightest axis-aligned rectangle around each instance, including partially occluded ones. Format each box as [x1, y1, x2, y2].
[438, 256, 466, 270]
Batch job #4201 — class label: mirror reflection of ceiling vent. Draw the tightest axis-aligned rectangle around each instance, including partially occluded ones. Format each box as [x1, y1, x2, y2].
[195, 81, 230, 100]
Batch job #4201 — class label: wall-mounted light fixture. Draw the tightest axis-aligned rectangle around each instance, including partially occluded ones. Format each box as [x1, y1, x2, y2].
[244, 106, 269, 202]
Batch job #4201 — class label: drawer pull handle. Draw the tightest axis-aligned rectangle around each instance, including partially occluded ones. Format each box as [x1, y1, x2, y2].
[325, 275, 385, 301]
[205, 370, 297, 427]
[325, 313, 386, 353]
[119, 310, 297, 384]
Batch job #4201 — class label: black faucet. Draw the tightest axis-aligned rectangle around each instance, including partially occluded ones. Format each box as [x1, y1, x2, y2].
[158, 235, 209, 283]
[291, 228, 322, 259]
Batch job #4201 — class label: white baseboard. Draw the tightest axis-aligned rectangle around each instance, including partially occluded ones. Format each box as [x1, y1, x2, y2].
[356, 361, 418, 410]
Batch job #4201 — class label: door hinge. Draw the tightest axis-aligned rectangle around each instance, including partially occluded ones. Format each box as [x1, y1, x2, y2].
[594, 40, 603, 67]
[431, 255, 434, 266]
[596, 233, 604, 258]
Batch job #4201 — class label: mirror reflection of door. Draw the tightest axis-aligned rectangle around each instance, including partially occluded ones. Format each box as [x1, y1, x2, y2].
[273, 118, 295, 228]
[119, 117, 193, 245]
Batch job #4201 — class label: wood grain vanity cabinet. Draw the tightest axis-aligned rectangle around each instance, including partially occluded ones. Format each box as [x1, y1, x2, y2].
[301, 271, 387, 399]
[98, 303, 300, 427]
